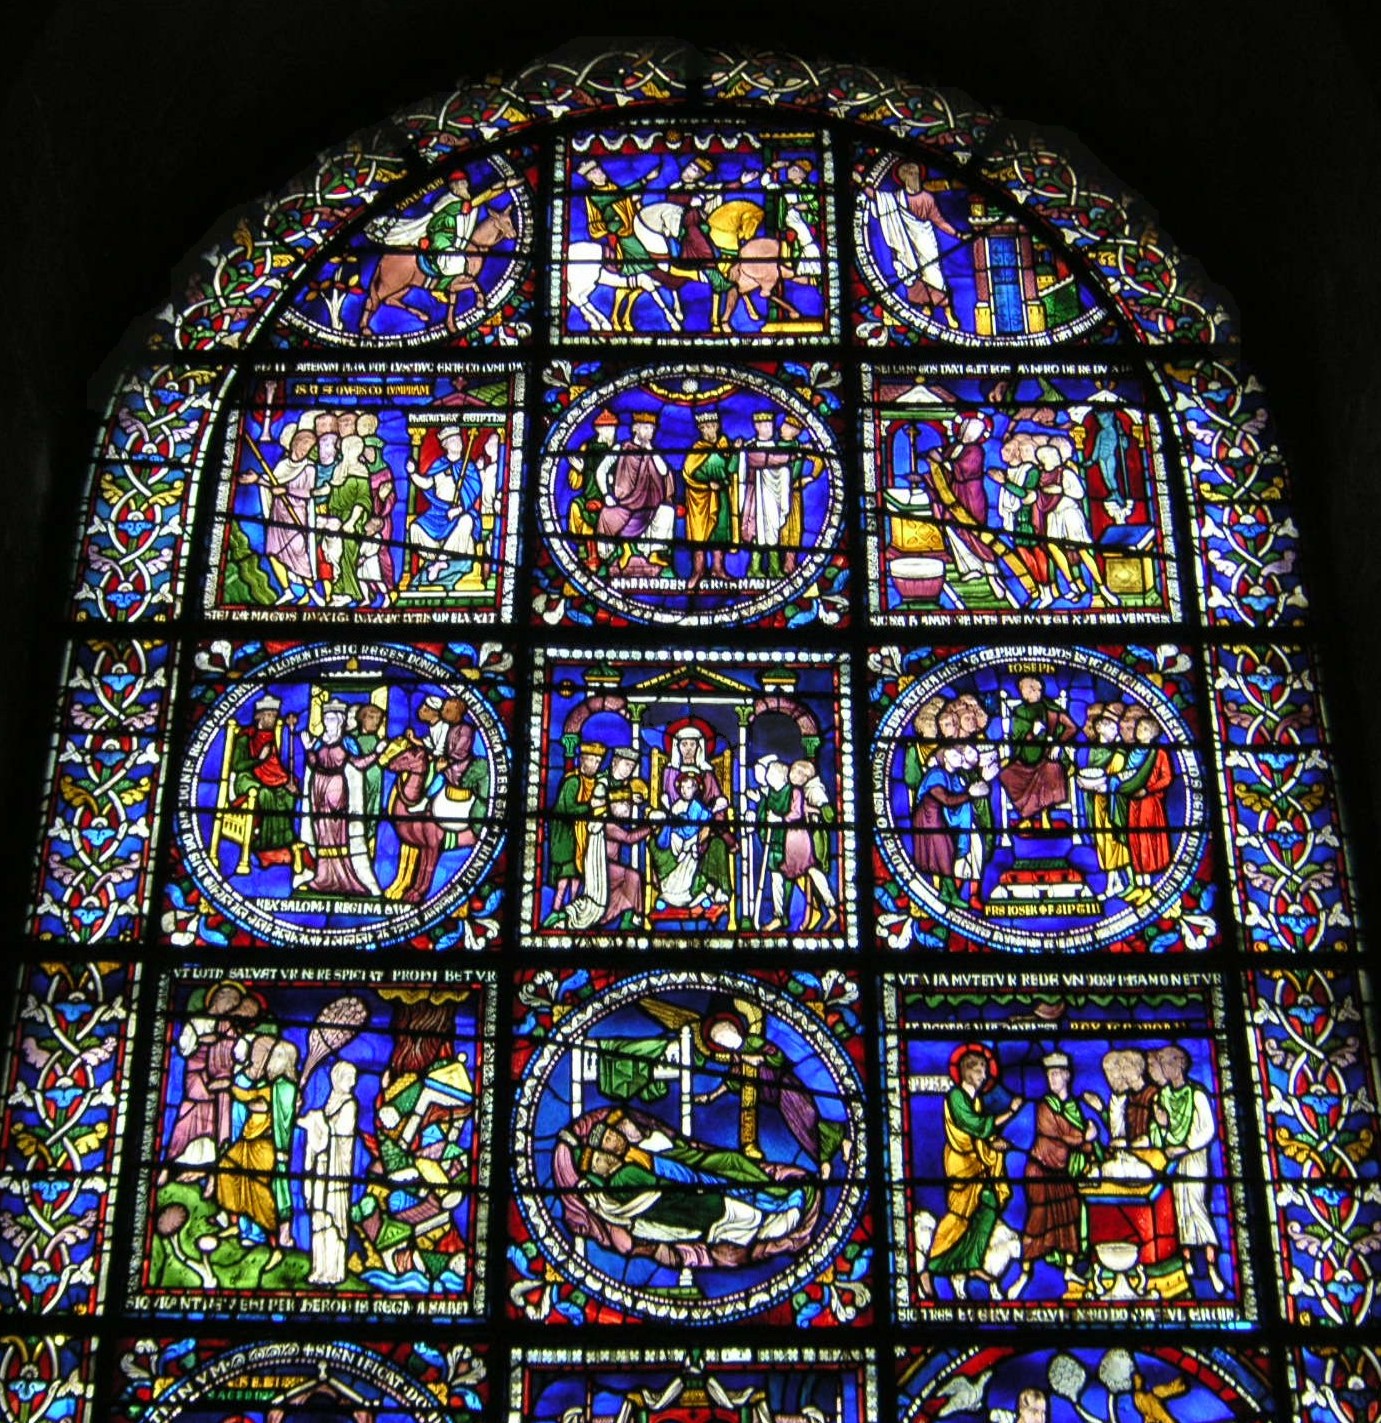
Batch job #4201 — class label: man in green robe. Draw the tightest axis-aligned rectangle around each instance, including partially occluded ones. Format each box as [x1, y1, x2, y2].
[998, 675, 1077, 825]
[927, 1049, 1023, 1292]
[547, 742, 605, 914]
[579, 1113, 815, 1243]
[320, 438, 374, 604]
[754, 756, 797, 930]
[578, 158, 657, 277]
[229, 695, 299, 867]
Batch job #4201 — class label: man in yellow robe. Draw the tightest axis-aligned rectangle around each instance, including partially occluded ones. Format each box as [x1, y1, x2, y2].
[683, 407, 738, 588]
[927, 1048, 1023, 1294]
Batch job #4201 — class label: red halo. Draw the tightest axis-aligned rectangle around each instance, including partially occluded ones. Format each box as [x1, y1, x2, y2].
[949, 1042, 999, 1090]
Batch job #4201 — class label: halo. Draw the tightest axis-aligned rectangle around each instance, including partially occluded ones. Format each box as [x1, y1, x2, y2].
[949, 1041, 999, 1090]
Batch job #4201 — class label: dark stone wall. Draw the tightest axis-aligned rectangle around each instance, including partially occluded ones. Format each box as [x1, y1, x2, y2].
[2, 0, 1377, 914]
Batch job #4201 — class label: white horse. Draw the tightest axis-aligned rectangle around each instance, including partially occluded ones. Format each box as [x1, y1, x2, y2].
[566, 202, 688, 333]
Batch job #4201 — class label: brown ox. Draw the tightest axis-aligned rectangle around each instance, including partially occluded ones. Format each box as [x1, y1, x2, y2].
[362, 208, 517, 333]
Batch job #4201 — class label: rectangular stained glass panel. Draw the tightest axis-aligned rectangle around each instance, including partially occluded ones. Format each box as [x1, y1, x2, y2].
[0, 964, 139, 1315]
[204, 364, 525, 622]
[869, 643, 1218, 954]
[0, 1337, 94, 1423]
[161, 640, 511, 953]
[521, 648, 856, 950]
[862, 365, 1181, 624]
[110, 1339, 485, 1423]
[883, 972, 1252, 1326]
[508, 968, 871, 1326]
[552, 122, 837, 343]
[1208, 644, 1357, 952]
[1246, 970, 1381, 1325]
[898, 1345, 1275, 1421]
[1162, 359, 1309, 626]
[128, 966, 494, 1320]
[512, 1348, 876, 1421]
[30, 640, 176, 945]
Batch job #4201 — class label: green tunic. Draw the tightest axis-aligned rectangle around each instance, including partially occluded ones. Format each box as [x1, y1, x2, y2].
[270, 1076, 297, 1223]
[929, 1086, 1006, 1277]
[548, 771, 596, 883]
[324, 469, 374, 602]
[584, 179, 656, 276]
[757, 782, 793, 870]
[682, 442, 737, 545]
[230, 729, 297, 853]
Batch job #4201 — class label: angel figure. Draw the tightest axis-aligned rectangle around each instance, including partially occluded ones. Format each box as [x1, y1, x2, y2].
[636, 995, 848, 1173]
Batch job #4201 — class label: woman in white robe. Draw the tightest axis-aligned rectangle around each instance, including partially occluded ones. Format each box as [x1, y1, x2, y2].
[299, 1060, 358, 1286]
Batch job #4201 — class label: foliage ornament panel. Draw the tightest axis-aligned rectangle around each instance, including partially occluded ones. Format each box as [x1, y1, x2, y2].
[0, 1337, 94, 1423]
[1246, 970, 1381, 1325]
[0, 964, 138, 1315]
[30, 641, 177, 946]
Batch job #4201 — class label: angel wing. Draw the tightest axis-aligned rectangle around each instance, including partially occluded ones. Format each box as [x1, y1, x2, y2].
[637, 996, 703, 1042]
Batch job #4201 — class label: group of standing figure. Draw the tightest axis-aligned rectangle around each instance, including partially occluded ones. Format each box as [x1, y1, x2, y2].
[239, 406, 502, 608]
[226, 689, 488, 904]
[907, 406, 1138, 613]
[564, 402, 822, 584]
[904, 675, 1173, 906]
[158, 982, 358, 1287]
[158, 985, 475, 1296]
[925, 1042, 1225, 1301]
[545, 724, 837, 934]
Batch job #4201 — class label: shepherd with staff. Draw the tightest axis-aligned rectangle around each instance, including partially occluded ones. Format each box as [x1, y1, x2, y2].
[237, 421, 318, 603]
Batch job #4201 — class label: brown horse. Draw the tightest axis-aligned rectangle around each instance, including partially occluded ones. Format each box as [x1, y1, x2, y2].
[362, 209, 518, 333]
[724, 237, 802, 328]
[377, 734, 446, 903]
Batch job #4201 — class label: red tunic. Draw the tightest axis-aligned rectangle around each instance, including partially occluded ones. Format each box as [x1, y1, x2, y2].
[1128, 747, 1172, 874]
[245, 726, 291, 788]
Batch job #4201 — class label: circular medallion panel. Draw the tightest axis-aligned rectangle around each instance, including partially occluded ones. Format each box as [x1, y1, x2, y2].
[872, 645, 1209, 953]
[537, 364, 847, 627]
[512, 970, 868, 1323]
[853, 150, 1107, 347]
[173, 643, 508, 950]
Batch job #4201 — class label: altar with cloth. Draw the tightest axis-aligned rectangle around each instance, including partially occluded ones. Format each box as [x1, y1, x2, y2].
[1077, 1147, 1191, 1300]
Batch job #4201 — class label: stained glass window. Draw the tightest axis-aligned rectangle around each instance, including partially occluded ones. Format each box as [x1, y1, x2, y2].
[5, 39, 1376, 1423]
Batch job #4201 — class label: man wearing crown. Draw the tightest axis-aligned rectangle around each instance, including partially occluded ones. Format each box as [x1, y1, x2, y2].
[229, 694, 300, 869]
